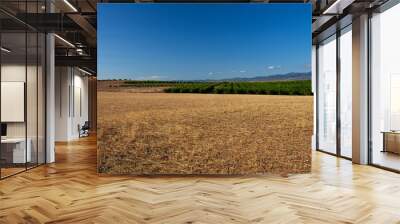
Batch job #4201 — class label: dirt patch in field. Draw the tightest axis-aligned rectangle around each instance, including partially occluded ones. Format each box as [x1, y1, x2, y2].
[98, 91, 313, 175]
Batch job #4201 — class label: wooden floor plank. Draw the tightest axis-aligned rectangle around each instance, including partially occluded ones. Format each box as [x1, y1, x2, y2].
[0, 136, 400, 223]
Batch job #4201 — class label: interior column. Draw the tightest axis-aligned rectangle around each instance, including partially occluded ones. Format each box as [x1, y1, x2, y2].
[352, 14, 369, 164]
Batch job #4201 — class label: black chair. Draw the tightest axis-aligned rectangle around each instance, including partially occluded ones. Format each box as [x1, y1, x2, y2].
[79, 121, 90, 138]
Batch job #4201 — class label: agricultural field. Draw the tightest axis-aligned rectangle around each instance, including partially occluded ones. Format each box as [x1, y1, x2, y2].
[97, 87, 313, 175]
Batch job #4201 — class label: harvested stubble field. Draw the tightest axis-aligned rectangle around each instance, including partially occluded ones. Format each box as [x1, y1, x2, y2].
[98, 90, 313, 175]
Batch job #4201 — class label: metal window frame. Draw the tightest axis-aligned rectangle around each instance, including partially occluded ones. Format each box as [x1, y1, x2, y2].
[315, 22, 353, 161]
[315, 0, 400, 173]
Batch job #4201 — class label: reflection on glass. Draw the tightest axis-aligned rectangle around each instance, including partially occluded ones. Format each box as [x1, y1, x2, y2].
[1, 32, 27, 177]
[0, 1, 47, 179]
[318, 35, 337, 154]
[27, 31, 38, 169]
[390, 75, 400, 130]
[38, 33, 46, 165]
[371, 3, 400, 171]
[340, 26, 352, 158]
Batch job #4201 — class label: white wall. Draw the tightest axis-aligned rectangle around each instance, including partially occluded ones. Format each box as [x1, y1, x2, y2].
[55, 67, 70, 141]
[55, 67, 89, 141]
[72, 72, 89, 138]
[1, 63, 46, 164]
[1, 65, 26, 139]
[0, 65, 39, 138]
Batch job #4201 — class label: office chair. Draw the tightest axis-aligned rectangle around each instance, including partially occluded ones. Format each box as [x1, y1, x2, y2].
[79, 121, 90, 138]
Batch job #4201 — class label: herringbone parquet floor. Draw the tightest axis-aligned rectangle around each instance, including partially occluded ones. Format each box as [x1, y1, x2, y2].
[1, 136, 400, 224]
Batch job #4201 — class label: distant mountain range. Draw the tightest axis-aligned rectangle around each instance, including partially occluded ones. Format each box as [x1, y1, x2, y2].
[101, 72, 312, 82]
[217, 72, 311, 82]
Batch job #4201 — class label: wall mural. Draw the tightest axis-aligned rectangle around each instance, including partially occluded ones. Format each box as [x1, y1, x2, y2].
[97, 3, 313, 175]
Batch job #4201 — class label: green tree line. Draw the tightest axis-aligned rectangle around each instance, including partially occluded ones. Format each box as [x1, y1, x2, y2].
[122, 80, 312, 96]
[164, 80, 312, 96]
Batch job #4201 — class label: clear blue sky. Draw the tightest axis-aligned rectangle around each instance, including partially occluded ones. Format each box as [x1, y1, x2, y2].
[98, 3, 311, 80]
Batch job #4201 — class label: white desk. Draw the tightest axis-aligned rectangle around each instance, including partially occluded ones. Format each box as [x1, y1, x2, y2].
[1, 138, 31, 163]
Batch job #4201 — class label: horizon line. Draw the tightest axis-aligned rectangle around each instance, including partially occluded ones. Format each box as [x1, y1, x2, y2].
[98, 71, 312, 81]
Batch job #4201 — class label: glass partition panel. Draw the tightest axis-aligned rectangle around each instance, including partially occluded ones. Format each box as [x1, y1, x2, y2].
[1, 31, 27, 177]
[371, 4, 400, 171]
[27, 30, 38, 169]
[317, 35, 337, 154]
[38, 32, 45, 165]
[339, 26, 352, 158]
[0, 1, 46, 179]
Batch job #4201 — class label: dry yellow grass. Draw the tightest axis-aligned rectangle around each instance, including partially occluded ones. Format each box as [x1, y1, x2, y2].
[98, 91, 313, 175]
